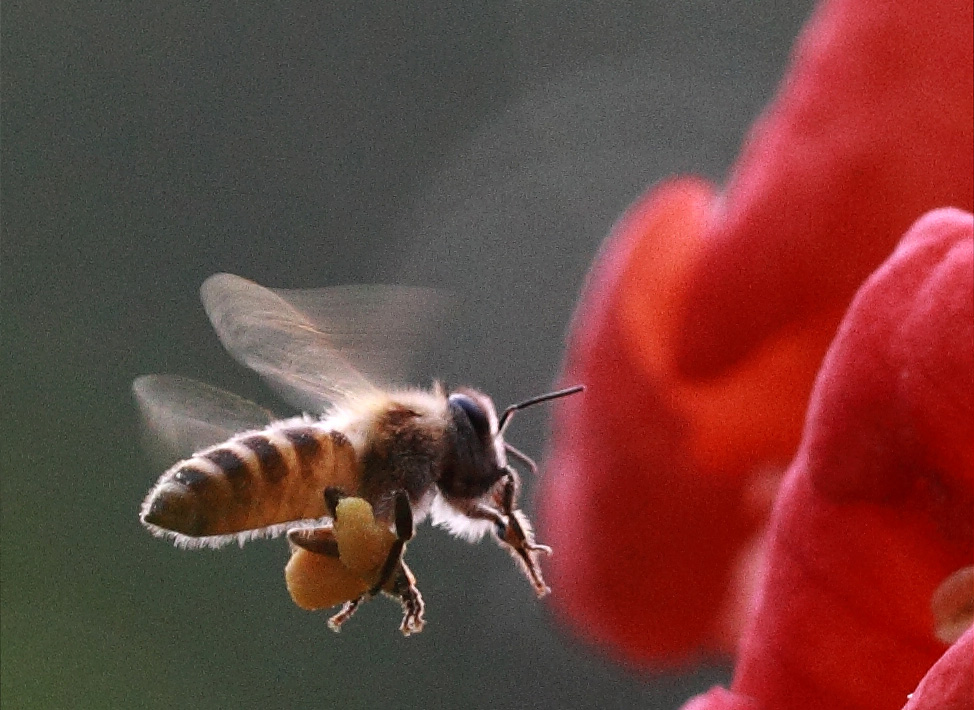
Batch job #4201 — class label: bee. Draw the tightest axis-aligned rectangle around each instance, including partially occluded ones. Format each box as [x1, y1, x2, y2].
[137, 273, 583, 635]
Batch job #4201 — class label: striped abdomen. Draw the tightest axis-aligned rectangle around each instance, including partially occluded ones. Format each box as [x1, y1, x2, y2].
[140, 421, 359, 544]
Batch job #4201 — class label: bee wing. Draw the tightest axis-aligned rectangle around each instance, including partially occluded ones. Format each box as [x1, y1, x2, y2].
[200, 273, 445, 413]
[133, 374, 275, 462]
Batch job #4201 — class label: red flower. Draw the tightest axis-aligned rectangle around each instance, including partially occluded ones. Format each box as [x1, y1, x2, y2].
[684, 210, 973, 708]
[539, 0, 973, 667]
[903, 627, 974, 710]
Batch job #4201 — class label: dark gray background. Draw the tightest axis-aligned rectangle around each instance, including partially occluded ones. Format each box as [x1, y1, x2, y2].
[3, 2, 812, 708]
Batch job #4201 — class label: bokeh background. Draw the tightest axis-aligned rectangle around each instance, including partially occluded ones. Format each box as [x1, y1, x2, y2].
[3, 2, 812, 708]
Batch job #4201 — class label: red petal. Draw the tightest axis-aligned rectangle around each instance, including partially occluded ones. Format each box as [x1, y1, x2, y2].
[729, 210, 973, 709]
[681, 687, 758, 710]
[681, 622, 974, 709]
[677, 0, 974, 378]
[542, 179, 739, 666]
[541, 0, 973, 669]
[903, 627, 974, 710]
[541, 179, 821, 665]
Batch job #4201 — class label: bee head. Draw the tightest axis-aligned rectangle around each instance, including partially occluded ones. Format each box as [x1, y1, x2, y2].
[436, 389, 505, 500]
[438, 385, 584, 501]
[447, 389, 504, 459]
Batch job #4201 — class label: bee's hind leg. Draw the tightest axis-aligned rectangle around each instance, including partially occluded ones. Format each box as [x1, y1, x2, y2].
[327, 597, 363, 632]
[320, 486, 424, 635]
[386, 560, 425, 636]
[371, 491, 425, 635]
[286, 485, 354, 559]
[285, 524, 362, 632]
[370, 489, 414, 596]
[323, 485, 348, 517]
[322, 483, 411, 595]
[324, 484, 415, 588]
[287, 525, 339, 557]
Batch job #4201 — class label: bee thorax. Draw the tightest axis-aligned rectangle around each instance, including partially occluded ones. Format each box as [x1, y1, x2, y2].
[357, 402, 447, 518]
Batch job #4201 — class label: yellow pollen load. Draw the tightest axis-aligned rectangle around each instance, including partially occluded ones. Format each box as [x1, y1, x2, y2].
[334, 498, 398, 577]
[284, 497, 397, 611]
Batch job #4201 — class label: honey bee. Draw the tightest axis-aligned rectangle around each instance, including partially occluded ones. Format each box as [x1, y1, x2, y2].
[137, 273, 582, 635]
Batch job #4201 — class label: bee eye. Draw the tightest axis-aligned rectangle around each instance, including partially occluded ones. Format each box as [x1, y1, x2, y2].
[448, 393, 491, 439]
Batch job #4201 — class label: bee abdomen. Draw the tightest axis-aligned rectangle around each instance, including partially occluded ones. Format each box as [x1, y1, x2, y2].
[141, 423, 359, 542]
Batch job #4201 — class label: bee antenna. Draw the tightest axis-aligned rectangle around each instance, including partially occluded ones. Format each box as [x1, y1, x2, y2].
[497, 384, 584, 436]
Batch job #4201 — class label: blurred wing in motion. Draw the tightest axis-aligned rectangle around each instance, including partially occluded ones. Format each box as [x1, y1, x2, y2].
[200, 273, 445, 413]
[133, 374, 275, 463]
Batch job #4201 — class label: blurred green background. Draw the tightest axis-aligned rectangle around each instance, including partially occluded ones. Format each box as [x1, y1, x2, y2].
[3, 2, 811, 708]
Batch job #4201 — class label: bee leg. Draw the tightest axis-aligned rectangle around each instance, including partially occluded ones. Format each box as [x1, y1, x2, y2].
[327, 597, 364, 632]
[486, 469, 552, 597]
[323, 485, 349, 518]
[386, 560, 425, 636]
[286, 525, 339, 557]
[468, 502, 548, 596]
[497, 469, 551, 550]
[286, 526, 361, 632]
[369, 490, 413, 597]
